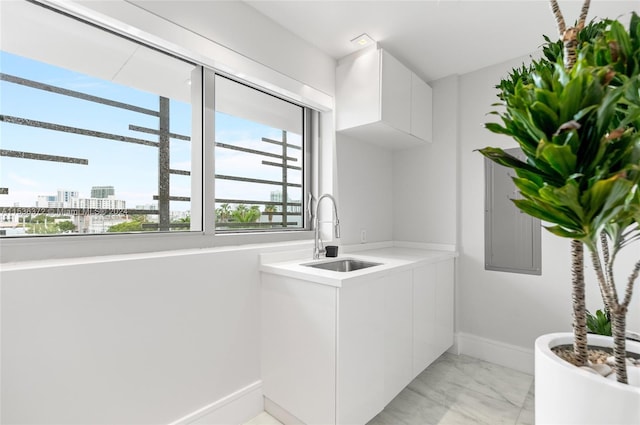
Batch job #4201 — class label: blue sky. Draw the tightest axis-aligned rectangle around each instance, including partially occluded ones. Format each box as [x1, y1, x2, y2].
[0, 51, 302, 213]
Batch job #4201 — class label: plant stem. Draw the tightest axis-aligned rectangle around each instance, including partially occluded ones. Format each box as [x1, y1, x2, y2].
[611, 306, 629, 384]
[571, 239, 588, 365]
[590, 245, 630, 384]
[549, 0, 567, 35]
[549, 0, 591, 70]
[600, 232, 615, 311]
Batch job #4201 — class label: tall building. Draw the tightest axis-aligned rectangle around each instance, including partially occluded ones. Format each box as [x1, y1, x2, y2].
[56, 189, 78, 207]
[36, 195, 60, 208]
[91, 186, 115, 199]
[35, 188, 125, 212]
[71, 197, 126, 210]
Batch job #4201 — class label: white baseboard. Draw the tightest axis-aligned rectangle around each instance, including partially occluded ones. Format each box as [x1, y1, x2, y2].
[264, 397, 305, 425]
[456, 332, 534, 375]
[168, 381, 263, 425]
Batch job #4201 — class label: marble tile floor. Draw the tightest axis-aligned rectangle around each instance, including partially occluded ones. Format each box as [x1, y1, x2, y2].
[245, 352, 534, 425]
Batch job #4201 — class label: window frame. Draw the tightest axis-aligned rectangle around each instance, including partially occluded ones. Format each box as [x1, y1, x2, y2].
[0, 0, 331, 262]
[208, 71, 312, 235]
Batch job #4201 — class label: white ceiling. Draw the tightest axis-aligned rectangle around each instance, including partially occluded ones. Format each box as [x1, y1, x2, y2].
[244, 0, 638, 82]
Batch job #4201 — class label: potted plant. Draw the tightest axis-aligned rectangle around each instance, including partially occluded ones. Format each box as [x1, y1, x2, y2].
[479, 0, 639, 423]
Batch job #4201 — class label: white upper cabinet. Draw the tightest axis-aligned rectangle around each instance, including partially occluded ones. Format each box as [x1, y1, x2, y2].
[411, 73, 433, 142]
[380, 51, 412, 134]
[336, 47, 433, 148]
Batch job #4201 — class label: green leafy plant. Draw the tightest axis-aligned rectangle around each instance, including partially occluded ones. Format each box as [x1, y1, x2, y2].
[216, 203, 232, 223]
[231, 204, 261, 223]
[479, 1, 640, 384]
[586, 309, 612, 336]
[56, 220, 76, 233]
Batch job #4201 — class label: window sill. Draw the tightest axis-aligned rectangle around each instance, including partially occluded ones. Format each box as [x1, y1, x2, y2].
[0, 230, 314, 264]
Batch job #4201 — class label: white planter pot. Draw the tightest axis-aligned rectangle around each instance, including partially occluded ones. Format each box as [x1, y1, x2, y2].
[535, 332, 640, 425]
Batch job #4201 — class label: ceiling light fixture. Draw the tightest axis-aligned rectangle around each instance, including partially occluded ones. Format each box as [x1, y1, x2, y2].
[350, 33, 375, 49]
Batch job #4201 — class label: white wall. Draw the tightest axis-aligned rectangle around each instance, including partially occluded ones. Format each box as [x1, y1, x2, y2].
[1, 248, 264, 423]
[336, 74, 459, 247]
[457, 56, 640, 370]
[393, 75, 459, 246]
[0, 1, 333, 423]
[336, 134, 394, 245]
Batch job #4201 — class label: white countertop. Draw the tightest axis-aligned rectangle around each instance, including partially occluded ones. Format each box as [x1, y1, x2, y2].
[259, 246, 457, 287]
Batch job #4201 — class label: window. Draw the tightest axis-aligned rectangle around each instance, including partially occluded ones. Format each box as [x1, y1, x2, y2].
[0, 1, 313, 240]
[0, 1, 196, 236]
[213, 74, 308, 232]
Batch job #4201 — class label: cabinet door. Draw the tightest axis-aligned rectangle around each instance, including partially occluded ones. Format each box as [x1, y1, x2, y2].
[338, 277, 385, 425]
[380, 50, 411, 133]
[382, 270, 413, 403]
[410, 73, 433, 142]
[262, 274, 338, 425]
[412, 263, 438, 378]
[435, 259, 455, 354]
[336, 48, 381, 131]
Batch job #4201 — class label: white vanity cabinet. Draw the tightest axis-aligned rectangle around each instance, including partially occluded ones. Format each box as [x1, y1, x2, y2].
[261, 269, 413, 425]
[261, 252, 455, 425]
[336, 48, 433, 149]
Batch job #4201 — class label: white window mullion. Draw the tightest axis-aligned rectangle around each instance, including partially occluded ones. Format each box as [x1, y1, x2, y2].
[189, 66, 204, 232]
[203, 69, 217, 234]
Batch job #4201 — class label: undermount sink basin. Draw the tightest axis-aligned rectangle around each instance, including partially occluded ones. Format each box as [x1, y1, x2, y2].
[303, 258, 382, 272]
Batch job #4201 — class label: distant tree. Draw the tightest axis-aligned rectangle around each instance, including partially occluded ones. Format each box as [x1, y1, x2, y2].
[216, 203, 231, 222]
[170, 215, 190, 230]
[26, 221, 58, 234]
[107, 215, 148, 232]
[232, 204, 261, 222]
[264, 205, 276, 222]
[30, 214, 47, 223]
[107, 221, 143, 232]
[57, 221, 76, 232]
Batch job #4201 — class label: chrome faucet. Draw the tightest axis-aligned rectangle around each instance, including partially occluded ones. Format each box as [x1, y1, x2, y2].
[312, 193, 340, 259]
